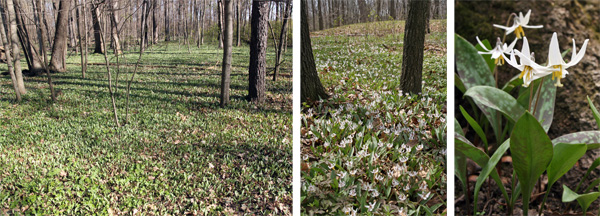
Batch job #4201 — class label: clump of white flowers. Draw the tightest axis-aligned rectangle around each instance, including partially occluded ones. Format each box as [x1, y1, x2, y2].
[477, 9, 588, 87]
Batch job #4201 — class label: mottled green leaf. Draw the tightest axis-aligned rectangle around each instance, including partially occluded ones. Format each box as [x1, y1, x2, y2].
[455, 34, 495, 89]
[530, 77, 556, 132]
[464, 86, 526, 123]
[562, 185, 600, 213]
[510, 112, 553, 213]
[552, 131, 600, 150]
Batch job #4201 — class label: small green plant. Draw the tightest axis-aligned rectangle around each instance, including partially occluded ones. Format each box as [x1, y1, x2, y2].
[455, 9, 599, 215]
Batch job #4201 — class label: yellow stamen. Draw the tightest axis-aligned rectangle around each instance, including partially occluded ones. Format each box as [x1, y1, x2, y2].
[514, 25, 525, 39]
[520, 66, 534, 87]
[495, 55, 505, 66]
[552, 65, 564, 87]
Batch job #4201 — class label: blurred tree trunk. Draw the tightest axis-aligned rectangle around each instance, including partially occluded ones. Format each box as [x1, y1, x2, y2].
[400, 0, 429, 95]
[301, 0, 327, 103]
[236, 0, 240, 46]
[6, 0, 26, 94]
[165, 0, 170, 41]
[273, 0, 290, 81]
[48, 0, 71, 72]
[220, 0, 232, 107]
[247, 0, 268, 103]
[317, 0, 323, 30]
[358, 0, 367, 23]
[390, 0, 396, 20]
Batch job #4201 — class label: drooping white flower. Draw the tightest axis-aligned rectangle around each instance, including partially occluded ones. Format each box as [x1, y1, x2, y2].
[547, 32, 589, 87]
[493, 10, 543, 39]
[398, 193, 407, 202]
[476, 37, 518, 65]
[505, 37, 556, 87]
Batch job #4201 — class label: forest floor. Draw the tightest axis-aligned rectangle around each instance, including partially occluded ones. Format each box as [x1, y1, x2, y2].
[0, 42, 292, 214]
[301, 20, 447, 215]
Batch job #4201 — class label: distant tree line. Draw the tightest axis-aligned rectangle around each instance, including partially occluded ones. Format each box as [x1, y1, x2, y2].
[306, 0, 446, 31]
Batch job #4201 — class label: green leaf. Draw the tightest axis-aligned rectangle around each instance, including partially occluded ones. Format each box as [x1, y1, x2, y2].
[459, 106, 488, 151]
[455, 73, 466, 93]
[530, 77, 556, 132]
[510, 112, 553, 213]
[455, 134, 508, 212]
[546, 143, 586, 188]
[501, 74, 523, 93]
[585, 178, 600, 193]
[474, 38, 496, 74]
[562, 184, 600, 213]
[587, 95, 600, 130]
[552, 131, 600, 150]
[455, 34, 495, 89]
[464, 86, 526, 123]
[474, 139, 509, 212]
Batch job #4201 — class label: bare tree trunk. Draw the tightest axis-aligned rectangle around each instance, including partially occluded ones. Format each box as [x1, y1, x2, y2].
[247, 0, 268, 103]
[98, 1, 120, 127]
[310, 0, 315, 30]
[390, 0, 397, 20]
[165, 0, 170, 41]
[126, 0, 149, 123]
[317, 0, 323, 30]
[235, 0, 240, 46]
[110, 0, 122, 54]
[0, 2, 21, 101]
[220, 0, 232, 107]
[152, 0, 158, 44]
[48, 0, 71, 72]
[75, 0, 86, 78]
[92, 4, 104, 53]
[34, 0, 56, 102]
[217, 0, 223, 49]
[301, 0, 327, 102]
[400, 0, 429, 94]
[273, 0, 290, 81]
[14, 0, 45, 74]
[6, 0, 26, 94]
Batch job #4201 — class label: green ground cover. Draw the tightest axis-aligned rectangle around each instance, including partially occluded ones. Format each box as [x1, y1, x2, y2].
[301, 20, 447, 215]
[0, 42, 292, 214]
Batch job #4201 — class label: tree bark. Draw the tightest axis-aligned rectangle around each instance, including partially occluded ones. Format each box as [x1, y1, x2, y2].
[247, 0, 268, 103]
[0, 1, 21, 101]
[34, 0, 56, 102]
[310, 0, 316, 30]
[301, 0, 328, 103]
[75, 0, 86, 78]
[235, 0, 240, 46]
[48, 0, 71, 72]
[220, 0, 232, 107]
[358, 0, 368, 23]
[390, 0, 396, 20]
[217, 0, 223, 49]
[14, 0, 45, 74]
[109, 0, 122, 54]
[165, 0, 170, 41]
[400, 0, 429, 95]
[317, 0, 323, 30]
[6, 0, 26, 94]
[152, 0, 158, 44]
[273, 0, 290, 81]
[92, 4, 104, 53]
